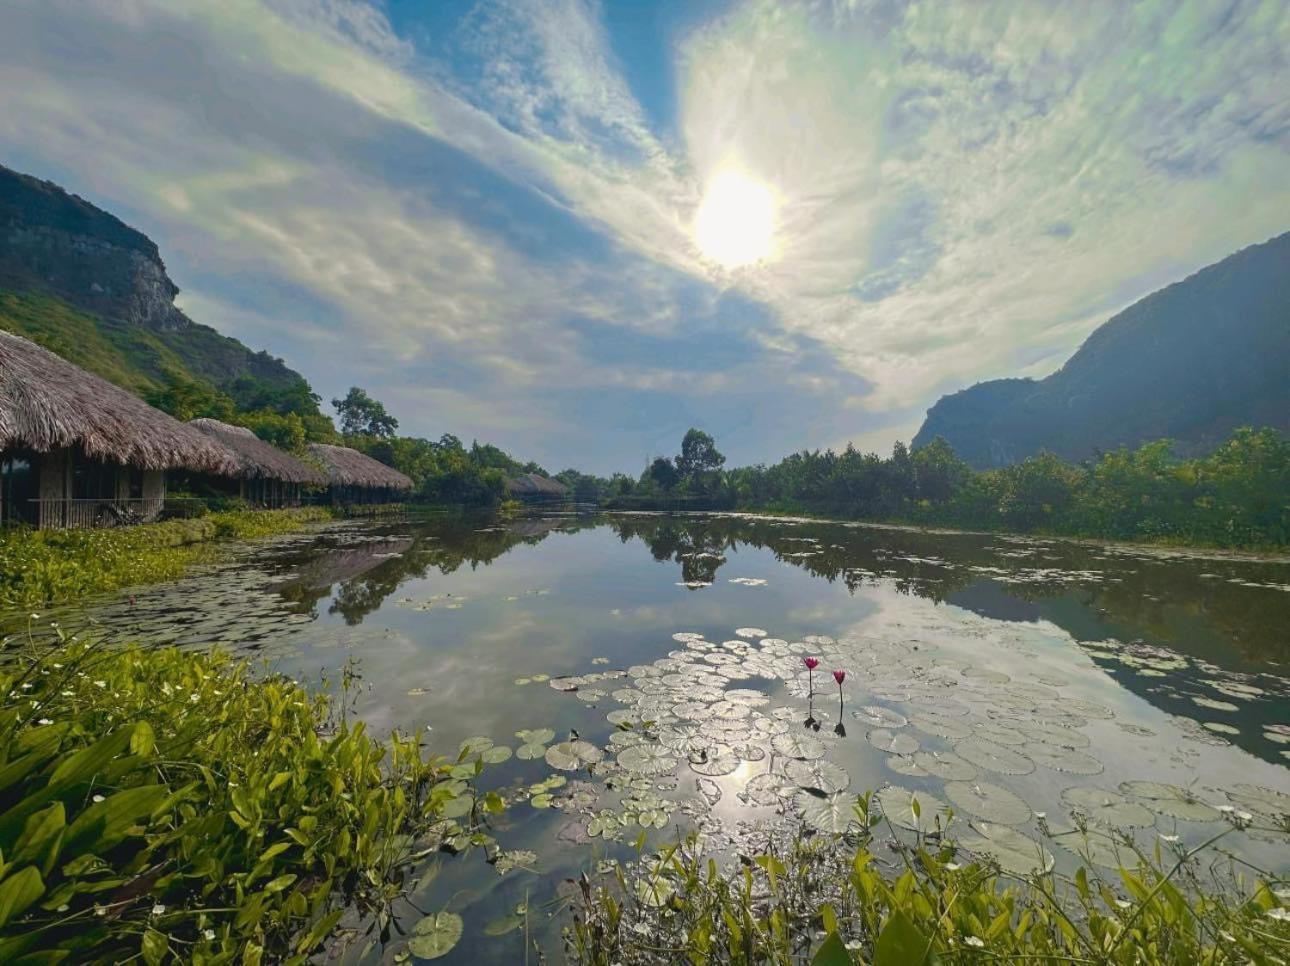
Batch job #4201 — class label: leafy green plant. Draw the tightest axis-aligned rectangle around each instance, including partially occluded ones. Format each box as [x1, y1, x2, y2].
[567, 793, 1290, 964]
[0, 508, 334, 610]
[0, 631, 501, 963]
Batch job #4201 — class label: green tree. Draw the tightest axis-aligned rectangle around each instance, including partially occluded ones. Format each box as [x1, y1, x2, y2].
[332, 387, 398, 438]
[647, 457, 680, 493]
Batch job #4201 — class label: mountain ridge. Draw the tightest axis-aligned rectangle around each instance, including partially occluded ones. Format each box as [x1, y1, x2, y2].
[913, 232, 1290, 468]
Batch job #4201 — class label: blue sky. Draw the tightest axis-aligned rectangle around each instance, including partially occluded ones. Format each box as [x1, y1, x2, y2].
[1, 0, 1287, 474]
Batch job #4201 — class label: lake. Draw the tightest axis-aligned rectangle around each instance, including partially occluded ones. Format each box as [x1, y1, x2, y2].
[30, 509, 1290, 961]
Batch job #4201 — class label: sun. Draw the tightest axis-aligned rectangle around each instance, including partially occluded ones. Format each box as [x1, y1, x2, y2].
[693, 169, 776, 269]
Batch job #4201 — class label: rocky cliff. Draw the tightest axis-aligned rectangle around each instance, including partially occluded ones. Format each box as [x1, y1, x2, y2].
[913, 232, 1290, 468]
[0, 163, 311, 402]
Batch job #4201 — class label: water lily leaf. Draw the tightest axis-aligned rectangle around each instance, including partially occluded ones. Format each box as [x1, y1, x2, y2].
[688, 744, 741, 777]
[408, 911, 463, 960]
[944, 781, 1032, 825]
[1052, 827, 1138, 870]
[743, 772, 791, 806]
[1024, 744, 1103, 775]
[515, 728, 555, 745]
[516, 743, 547, 760]
[959, 822, 1054, 877]
[493, 849, 537, 875]
[785, 759, 850, 795]
[852, 706, 908, 728]
[530, 794, 552, 809]
[1227, 783, 1290, 823]
[545, 740, 604, 771]
[483, 912, 524, 936]
[459, 736, 494, 755]
[616, 744, 678, 776]
[955, 738, 1035, 775]
[1119, 781, 1220, 822]
[794, 789, 857, 834]
[876, 785, 951, 835]
[481, 746, 513, 764]
[771, 733, 826, 760]
[1060, 787, 1156, 827]
[911, 751, 977, 781]
[868, 729, 919, 756]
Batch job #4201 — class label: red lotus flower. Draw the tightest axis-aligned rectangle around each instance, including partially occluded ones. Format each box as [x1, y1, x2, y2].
[803, 656, 819, 696]
[803, 657, 820, 670]
[833, 669, 846, 684]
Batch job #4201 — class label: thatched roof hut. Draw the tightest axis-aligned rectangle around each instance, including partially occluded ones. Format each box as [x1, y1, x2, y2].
[190, 418, 326, 485]
[307, 443, 413, 491]
[0, 330, 236, 473]
[505, 472, 569, 498]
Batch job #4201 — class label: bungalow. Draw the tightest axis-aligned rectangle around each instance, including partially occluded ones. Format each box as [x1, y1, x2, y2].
[504, 472, 569, 501]
[306, 443, 413, 505]
[0, 330, 236, 528]
[186, 418, 326, 507]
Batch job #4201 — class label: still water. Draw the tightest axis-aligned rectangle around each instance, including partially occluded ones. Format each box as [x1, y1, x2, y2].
[47, 510, 1290, 960]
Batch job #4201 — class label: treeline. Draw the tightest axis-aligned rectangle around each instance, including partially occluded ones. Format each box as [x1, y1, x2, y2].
[152, 380, 550, 507]
[587, 426, 1288, 550]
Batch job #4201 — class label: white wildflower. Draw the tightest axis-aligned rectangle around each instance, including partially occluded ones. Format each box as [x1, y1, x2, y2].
[204, 929, 216, 941]
[92, 794, 105, 803]
[964, 936, 985, 948]
[36, 718, 52, 726]
[151, 904, 165, 917]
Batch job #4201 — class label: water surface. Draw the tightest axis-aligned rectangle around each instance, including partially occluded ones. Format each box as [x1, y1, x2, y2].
[36, 511, 1290, 961]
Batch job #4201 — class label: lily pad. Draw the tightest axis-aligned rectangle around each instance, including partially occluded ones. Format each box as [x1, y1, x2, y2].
[853, 706, 908, 728]
[955, 738, 1035, 776]
[1052, 827, 1138, 870]
[408, 911, 463, 960]
[1119, 781, 1220, 822]
[1025, 744, 1103, 775]
[771, 732, 827, 760]
[944, 781, 1032, 825]
[516, 743, 548, 760]
[794, 789, 858, 834]
[785, 759, 850, 794]
[1227, 784, 1290, 824]
[1060, 787, 1156, 828]
[958, 823, 1054, 877]
[876, 785, 951, 835]
[868, 729, 920, 756]
[616, 743, 679, 777]
[912, 751, 977, 781]
[545, 740, 604, 771]
[515, 728, 556, 745]
[688, 744, 741, 777]
[481, 745, 513, 764]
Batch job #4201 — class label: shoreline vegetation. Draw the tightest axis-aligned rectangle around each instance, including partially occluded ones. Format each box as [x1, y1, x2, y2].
[0, 507, 334, 611]
[590, 426, 1289, 553]
[0, 630, 504, 964]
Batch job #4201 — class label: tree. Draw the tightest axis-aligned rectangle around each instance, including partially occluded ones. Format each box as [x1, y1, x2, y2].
[332, 387, 398, 438]
[647, 456, 679, 493]
[676, 429, 725, 481]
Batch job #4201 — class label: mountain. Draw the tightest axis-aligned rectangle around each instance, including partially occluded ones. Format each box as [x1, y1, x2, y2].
[0, 163, 316, 412]
[913, 232, 1290, 468]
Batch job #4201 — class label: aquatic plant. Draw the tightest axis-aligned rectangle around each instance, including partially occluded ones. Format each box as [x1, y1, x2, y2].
[0, 629, 503, 963]
[0, 507, 334, 611]
[566, 793, 1290, 964]
[802, 657, 819, 695]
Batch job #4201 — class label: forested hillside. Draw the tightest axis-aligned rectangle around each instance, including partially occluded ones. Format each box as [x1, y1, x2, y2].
[914, 232, 1290, 468]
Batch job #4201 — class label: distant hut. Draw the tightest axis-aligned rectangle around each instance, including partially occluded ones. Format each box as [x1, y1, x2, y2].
[307, 443, 413, 505]
[188, 418, 326, 507]
[0, 330, 236, 528]
[504, 472, 569, 502]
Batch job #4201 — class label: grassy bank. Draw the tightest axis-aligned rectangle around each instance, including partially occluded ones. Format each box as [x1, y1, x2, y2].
[570, 796, 1290, 964]
[0, 633, 501, 964]
[0, 508, 334, 611]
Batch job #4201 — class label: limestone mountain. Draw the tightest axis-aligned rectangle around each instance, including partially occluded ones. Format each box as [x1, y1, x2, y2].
[914, 232, 1290, 468]
[0, 162, 318, 414]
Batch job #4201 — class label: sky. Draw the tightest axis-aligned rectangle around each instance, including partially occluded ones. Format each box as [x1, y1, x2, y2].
[0, 0, 1287, 475]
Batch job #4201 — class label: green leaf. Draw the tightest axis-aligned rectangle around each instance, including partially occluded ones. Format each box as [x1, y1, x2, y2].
[0, 866, 45, 928]
[11, 804, 65, 877]
[130, 722, 156, 757]
[812, 930, 852, 965]
[873, 909, 937, 966]
[62, 785, 167, 859]
[408, 910, 463, 960]
[141, 927, 168, 966]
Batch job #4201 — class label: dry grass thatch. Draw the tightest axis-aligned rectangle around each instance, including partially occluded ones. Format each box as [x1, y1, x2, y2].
[306, 443, 413, 491]
[190, 418, 326, 485]
[505, 472, 569, 497]
[0, 330, 238, 473]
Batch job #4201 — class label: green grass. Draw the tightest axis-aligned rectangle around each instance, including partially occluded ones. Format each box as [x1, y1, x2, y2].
[0, 508, 334, 611]
[0, 632, 503, 964]
[568, 793, 1290, 964]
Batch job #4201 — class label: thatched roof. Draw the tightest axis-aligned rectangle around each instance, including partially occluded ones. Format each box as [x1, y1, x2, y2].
[505, 472, 569, 497]
[0, 330, 237, 473]
[190, 418, 326, 485]
[307, 443, 413, 491]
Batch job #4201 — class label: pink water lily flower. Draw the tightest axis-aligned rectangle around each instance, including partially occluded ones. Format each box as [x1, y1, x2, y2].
[832, 669, 846, 684]
[803, 656, 820, 696]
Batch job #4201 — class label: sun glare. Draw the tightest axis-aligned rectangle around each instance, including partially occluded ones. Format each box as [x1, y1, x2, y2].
[693, 169, 776, 269]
